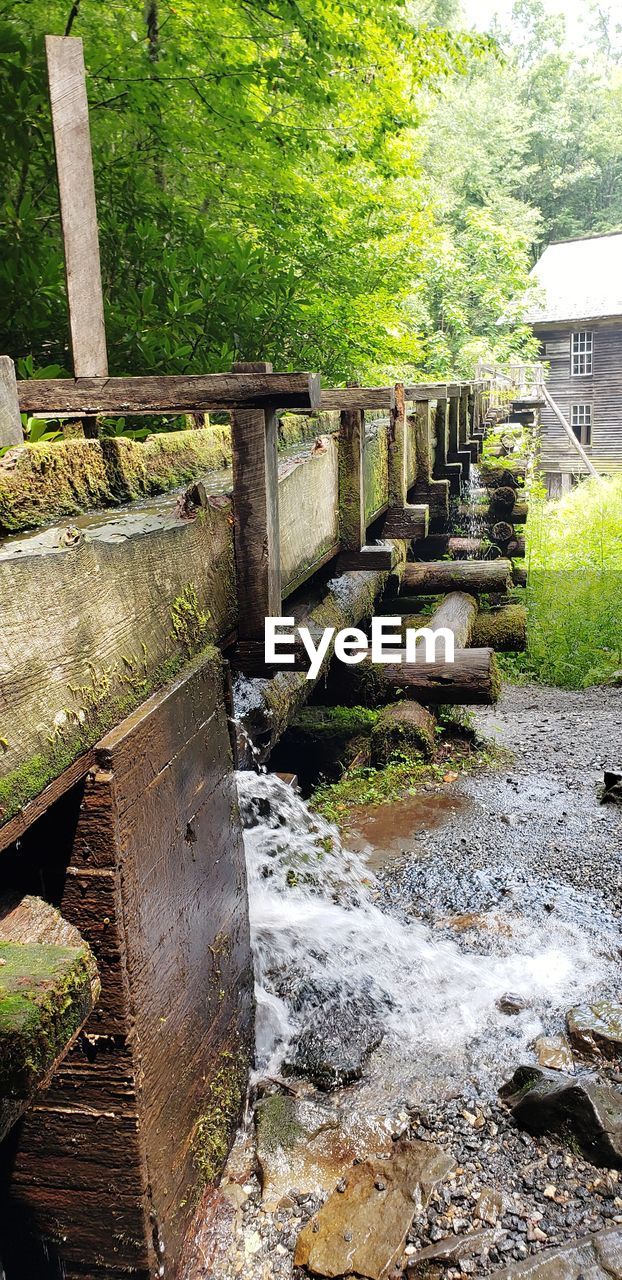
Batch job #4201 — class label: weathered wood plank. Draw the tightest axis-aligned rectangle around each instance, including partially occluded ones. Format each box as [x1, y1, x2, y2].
[404, 381, 449, 401]
[338, 404, 365, 552]
[321, 386, 395, 412]
[280, 436, 339, 595]
[387, 383, 407, 507]
[0, 357, 23, 448]
[0, 438, 350, 828]
[16, 371, 322, 414]
[45, 37, 108, 379]
[230, 361, 281, 640]
[2, 655, 253, 1278]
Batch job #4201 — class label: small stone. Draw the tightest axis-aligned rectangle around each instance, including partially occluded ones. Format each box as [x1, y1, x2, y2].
[543, 1185, 557, 1199]
[497, 993, 528, 1016]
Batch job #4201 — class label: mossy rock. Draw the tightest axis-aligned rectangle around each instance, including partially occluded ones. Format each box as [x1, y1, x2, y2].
[289, 706, 380, 745]
[371, 700, 436, 763]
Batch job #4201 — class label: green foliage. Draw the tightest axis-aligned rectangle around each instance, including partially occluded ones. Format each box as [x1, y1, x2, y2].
[524, 475, 622, 688]
[0, 0, 493, 385]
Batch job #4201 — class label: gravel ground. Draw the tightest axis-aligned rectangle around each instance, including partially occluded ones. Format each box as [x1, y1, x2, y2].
[184, 682, 622, 1280]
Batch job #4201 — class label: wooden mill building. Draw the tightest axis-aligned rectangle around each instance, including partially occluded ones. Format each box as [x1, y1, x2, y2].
[525, 231, 622, 495]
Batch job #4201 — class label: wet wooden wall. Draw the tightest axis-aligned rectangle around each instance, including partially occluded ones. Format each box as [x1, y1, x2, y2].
[0, 652, 253, 1279]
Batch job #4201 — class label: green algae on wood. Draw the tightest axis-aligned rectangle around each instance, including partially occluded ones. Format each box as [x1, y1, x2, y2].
[0, 937, 99, 1140]
[191, 1040, 250, 1187]
[0, 427, 233, 535]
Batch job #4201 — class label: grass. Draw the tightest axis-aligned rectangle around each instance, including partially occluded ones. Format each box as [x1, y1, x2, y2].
[523, 473, 622, 689]
[311, 734, 505, 828]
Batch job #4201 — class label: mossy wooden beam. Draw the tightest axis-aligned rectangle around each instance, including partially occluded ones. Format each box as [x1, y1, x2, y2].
[0, 895, 99, 1142]
[17, 370, 322, 414]
[0, 428, 233, 535]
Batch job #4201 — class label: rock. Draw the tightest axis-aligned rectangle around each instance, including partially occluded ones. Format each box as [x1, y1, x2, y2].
[497, 993, 528, 1016]
[500, 1064, 622, 1167]
[488, 1226, 622, 1279]
[405, 1230, 494, 1273]
[255, 1092, 395, 1209]
[601, 769, 622, 803]
[284, 997, 384, 1091]
[534, 1035, 575, 1074]
[473, 1188, 503, 1225]
[567, 1001, 622, 1058]
[294, 1139, 454, 1280]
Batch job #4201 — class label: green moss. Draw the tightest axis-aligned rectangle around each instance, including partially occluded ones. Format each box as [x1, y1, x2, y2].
[255, 1093, 305, 1153]
[0, 940, 98, 1096]
[191, 1043, 250, 1186]
[291, 706, 379, 742]
[0, 643, 220, 824]
[170, 583, 211, 654]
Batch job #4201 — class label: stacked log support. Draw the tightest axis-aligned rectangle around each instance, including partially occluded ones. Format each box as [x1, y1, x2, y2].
[348, 648, 500, 708]
[410, 400, 450, 528]
[432, 394, 463, 495]
[383, 382, 430, 541]
[402, 558, 513, 596]
[447, 386, 471, 479]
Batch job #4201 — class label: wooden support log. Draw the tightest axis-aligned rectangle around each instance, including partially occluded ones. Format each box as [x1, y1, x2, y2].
[513, 565, 528, 587]
[402, 559, 513, 595]
[471, 604, 527, 651]
[0, 895, 100, 1143]
[457, 502, 528, 525]
[479, 464, 525, 488]
[447, 536, 502, 560]
[17, 370, 322, 415]
[427, 591, 478, 647]
[382, 505, 429, 540]
[230, 361, 281, 643]
[0, 357, 23, 448]
[490, 485, 517, 514]
[353, 649, 500, 707]
[370, 701, 437, 762]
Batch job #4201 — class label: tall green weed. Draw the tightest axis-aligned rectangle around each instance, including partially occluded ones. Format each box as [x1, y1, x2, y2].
[524, 475, 622, 688]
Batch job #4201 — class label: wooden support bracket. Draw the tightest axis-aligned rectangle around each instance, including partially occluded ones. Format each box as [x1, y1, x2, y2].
[230, 361, 282, 646]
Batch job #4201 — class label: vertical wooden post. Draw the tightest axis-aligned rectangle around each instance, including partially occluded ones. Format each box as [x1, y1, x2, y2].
[46, 37, 108, 379]
[338, 394, 366, 553]
[230, 361, 281, 641]
[459, 386, 469, 448]
[46, 36, 108, 438]
[387, 382, 406, 508]
[414, 400, 433, 485]
[448, 390, 460, 457]
[0, 357, 23, 447]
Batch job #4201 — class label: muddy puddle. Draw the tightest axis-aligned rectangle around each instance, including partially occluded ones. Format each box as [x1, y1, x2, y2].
[346, 788, 471, 868]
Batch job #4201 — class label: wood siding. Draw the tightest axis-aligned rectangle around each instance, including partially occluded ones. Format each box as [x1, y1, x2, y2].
[536, 321, 622, 474]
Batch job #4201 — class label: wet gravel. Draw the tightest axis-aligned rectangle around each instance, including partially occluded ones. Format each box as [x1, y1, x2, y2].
[184, 682, 622, 1280]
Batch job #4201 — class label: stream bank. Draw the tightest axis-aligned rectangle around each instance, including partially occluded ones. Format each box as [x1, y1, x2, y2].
[182, 680, 622, 1280]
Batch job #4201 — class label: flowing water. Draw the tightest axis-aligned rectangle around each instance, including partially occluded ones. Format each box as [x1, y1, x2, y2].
[462, 461, 487, 557]
[237, 771, 621, 1102]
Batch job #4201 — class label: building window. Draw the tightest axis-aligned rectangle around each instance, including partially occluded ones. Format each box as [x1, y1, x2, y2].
[571, 331, 593, 376]
[571, 403, 592, 446]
